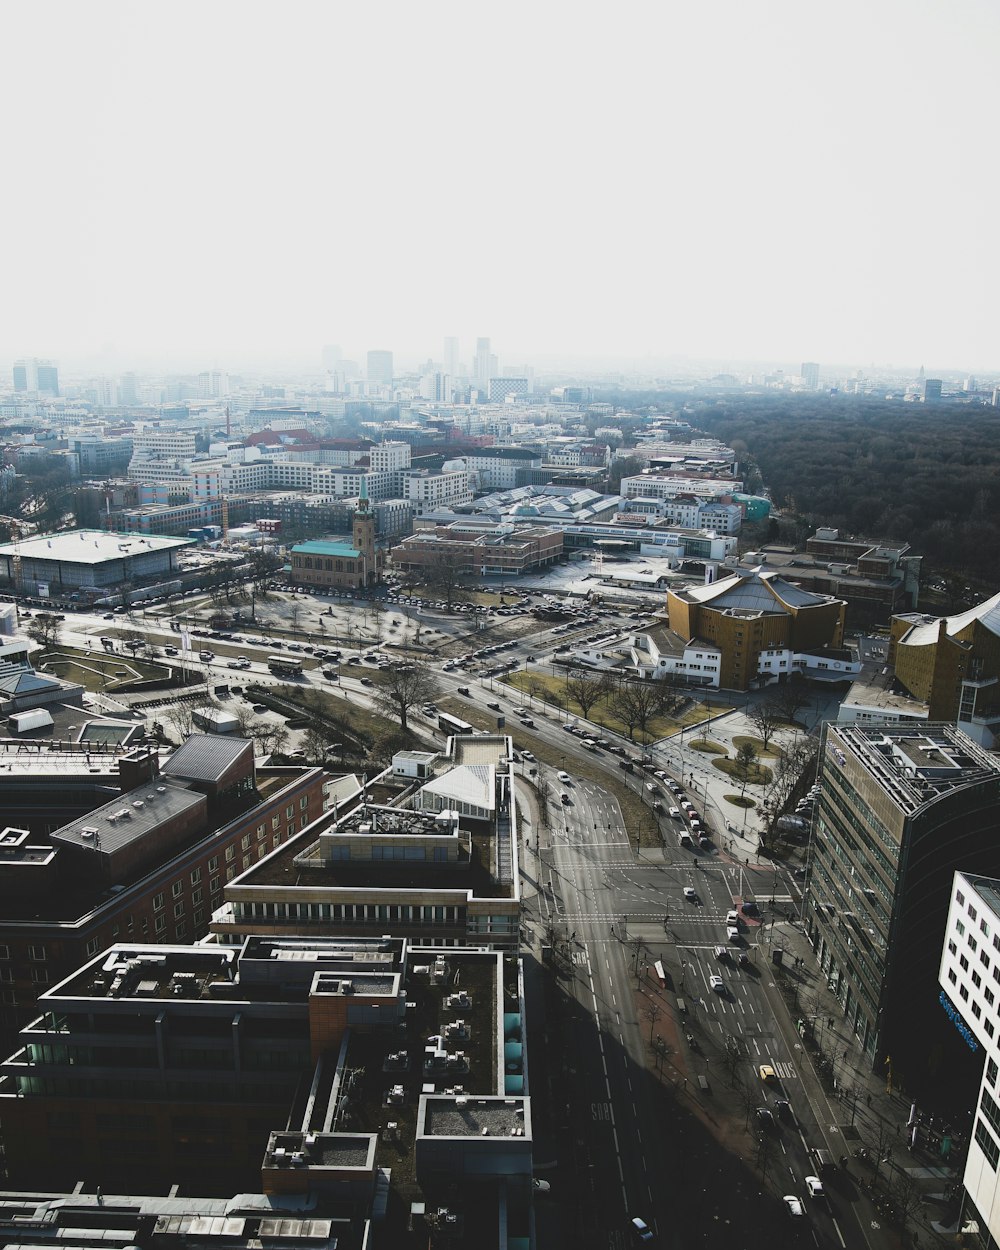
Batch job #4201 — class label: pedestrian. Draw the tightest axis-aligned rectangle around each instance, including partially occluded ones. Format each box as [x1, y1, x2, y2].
[866, 1093, 871, 1106]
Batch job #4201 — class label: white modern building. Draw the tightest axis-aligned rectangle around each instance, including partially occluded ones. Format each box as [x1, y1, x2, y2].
[939, 872, 1000, 1245]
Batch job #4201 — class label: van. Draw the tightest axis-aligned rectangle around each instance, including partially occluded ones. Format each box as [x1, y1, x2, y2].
[679, 832, 693, 848]
[809, 1148, 835, 1174]
[582, 739, 598, 752]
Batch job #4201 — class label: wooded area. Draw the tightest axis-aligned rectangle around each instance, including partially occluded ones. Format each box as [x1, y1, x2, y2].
[688, 395, 1000, 587]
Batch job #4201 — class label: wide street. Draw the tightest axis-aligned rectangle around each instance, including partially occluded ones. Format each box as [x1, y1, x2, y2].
[37, 587, 893, 1247]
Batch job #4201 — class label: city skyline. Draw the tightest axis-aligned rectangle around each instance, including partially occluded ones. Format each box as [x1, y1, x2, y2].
[3, 1, 998, 370]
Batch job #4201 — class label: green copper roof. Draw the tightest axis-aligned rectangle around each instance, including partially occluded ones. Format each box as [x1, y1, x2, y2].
[291, 540, 361, 558]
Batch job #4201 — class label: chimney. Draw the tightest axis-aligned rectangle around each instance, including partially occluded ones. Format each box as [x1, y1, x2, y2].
[119, 745, 160, 793]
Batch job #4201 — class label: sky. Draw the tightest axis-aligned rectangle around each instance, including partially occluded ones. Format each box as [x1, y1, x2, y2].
[3, 0, 998, 375]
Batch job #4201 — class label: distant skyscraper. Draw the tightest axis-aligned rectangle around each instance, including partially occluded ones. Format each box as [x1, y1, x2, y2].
[475, 338, 491, 388]
[198, 370, 229, 399]
[800, 361, 820, 389]
[367, 350, 394, 387]
[922, 378, 943, 403]
[488, 377, 528, 403]
[443, 336, 460, 379]
[13, 358, 59, 397]
[321, 344, 343, 373]
[118, 373, 137, 406]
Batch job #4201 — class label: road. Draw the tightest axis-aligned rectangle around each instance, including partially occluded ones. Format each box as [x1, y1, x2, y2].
[44, 594, 868, 1246]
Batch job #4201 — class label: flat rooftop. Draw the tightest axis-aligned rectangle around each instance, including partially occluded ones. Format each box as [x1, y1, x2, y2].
[0, 530, 192, 564]
[832, 724, 1000, 812]
[50, 778, 205, 855]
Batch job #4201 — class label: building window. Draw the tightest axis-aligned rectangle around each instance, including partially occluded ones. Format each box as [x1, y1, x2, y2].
[286, 805, 295, 821]
[86, 938, 100, 957]
[0, 944, 10, 960]
[987, 1059, 998, 1088]
[28, 945, 46, 962]
[986, 987, 995, 1007]
[272, 815, 280, 830]
[173, 902, 184, 919]
[948, 968, 957, 984]
[988, 1020, 997, 1038]
[983, 919, 991, 937]
[961, 955, 970, 972]
[30, 967, 48, 985]
[970, 905, 978, 922]
[970, 936, 979, 953]
[190, 867, 201, 885]
[154, 915, 166, 933]
[948, 940, 958, 955]
[210, 876, 220, 894]
[192, 888, 203, 905]
[957, 919, 966, 936]
[257, 824, 265, 838]
[241, 834, 251, 851]
[172, 880, 183, 898]
[960, 985, 969, 1000]
[983, 952, 991, 969]
[973, 971, 982, 989]
[226, 846, 235, 862]
[208, 856, 218, 872]
[974, 1002, 983, 1018]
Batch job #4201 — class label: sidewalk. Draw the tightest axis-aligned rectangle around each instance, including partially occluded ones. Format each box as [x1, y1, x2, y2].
[763, 916, 960, 1246]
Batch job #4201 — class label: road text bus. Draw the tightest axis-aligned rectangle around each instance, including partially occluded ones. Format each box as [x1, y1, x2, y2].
[268, 655, 304, 678]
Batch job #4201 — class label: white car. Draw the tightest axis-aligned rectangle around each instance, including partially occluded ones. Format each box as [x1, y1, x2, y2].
[683, 886, 697, 901]
[726, 909, 739, 925]
[669, 806, 681, 819]
[522, 750, 535, 762]
[805, 1175, 824, 1199]
[557, 771, 571, 782]
[709, 975, 724, 993]
[783, 1195, 804, 1218]
[630, 1216, 654, 1243]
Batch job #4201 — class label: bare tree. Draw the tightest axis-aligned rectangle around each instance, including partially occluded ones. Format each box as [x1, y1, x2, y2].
[760, 736, 820, 848]
[611, 679, 667, 741]
[414, 549, 472, 612]
[369, 597, 386, 644]
[748, 698, 783, 752]
[25, 612, 63, 651]
[370, 661, 438, 732]
[641, 997, 662, 1043]
[723, 1032, 750, 1087]
[248, 548, 282, 619]
[772, 683, 810, 725]
[564, 670, 612, 720]
[735, 741, 760, 797]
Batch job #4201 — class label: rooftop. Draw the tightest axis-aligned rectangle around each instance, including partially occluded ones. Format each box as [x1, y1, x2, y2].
[896, 589, 1000, 647]
[0, 529, 192, 564]
[50, 778, 205, 856]
[831, 724, 1000, 814]
[290, 539, 362, 559]
[161, 734, 254, 785]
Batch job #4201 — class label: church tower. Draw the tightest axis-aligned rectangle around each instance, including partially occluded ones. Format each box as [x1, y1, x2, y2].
[352, 477, 377, 587]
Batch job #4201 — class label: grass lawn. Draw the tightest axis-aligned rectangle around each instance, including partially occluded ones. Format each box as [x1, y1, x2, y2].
[500, 669, 721, 745]
[712, 756, 772, 787]
[732, 734, 780, 757]
[723, 794, 756, 809]
[690, 739, 727, 754]
[41, 649, 171, 693]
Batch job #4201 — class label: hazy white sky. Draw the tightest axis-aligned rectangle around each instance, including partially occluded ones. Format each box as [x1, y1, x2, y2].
[3, 0, 998, 373]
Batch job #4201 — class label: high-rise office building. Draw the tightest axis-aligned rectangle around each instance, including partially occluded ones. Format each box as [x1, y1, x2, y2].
[923, 378, 943, 402]
[443, 336, 460, 379]
[938, 872, 1000, 1247]
[805, 723, 1000, 1078]
[475, 338, 491, 389]
[13, 358, 59, 396]
[118, 372, 138, 406]
[367, 349, 394, 387]
[800, 361, 820, 389]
